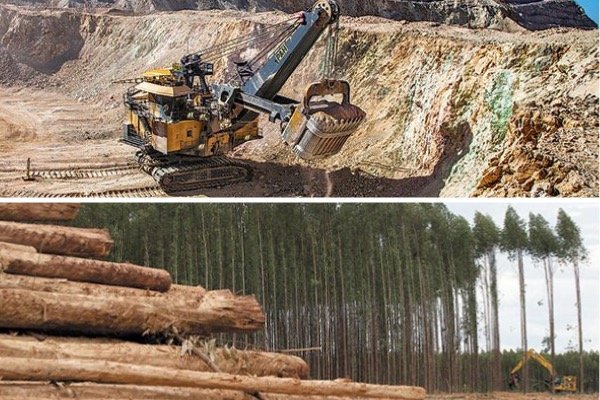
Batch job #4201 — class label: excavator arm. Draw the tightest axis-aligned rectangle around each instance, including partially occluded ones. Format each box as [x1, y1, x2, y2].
[510, 349, 557, 376]
[211, 0, 365, 160]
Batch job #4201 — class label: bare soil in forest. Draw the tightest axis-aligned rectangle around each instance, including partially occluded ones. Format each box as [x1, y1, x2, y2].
[0, 5, 597, 197]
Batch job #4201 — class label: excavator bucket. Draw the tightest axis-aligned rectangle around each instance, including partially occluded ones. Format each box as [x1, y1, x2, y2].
[282, 80, 365, 160]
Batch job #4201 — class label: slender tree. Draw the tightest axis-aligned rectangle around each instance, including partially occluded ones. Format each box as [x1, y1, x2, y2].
[555, 209, 587, 392]
[473, 212, 501, 391]
[500, 206, 529, 392]
[528, 213, 560, 376]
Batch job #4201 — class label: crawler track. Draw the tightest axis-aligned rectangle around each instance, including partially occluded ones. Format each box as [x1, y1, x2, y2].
[0, 185, 166, 198]
[138, 152, 252, 193]
[29, 165, 140, 180]
[0, 163, 140, 181]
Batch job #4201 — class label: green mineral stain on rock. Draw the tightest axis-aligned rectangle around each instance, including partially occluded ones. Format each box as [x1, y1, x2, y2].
[485, 70, 514, 144]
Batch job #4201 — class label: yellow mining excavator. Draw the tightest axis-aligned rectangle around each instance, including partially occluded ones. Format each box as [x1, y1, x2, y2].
[509, 349, 576, 392]
[121, 0, 365, 193]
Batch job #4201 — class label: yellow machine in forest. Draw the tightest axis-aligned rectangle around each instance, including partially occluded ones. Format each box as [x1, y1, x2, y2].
[509, 349, 576, 392]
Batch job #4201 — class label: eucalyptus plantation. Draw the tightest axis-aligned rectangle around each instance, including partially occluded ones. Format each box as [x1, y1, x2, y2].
[66, 204, 597, 393]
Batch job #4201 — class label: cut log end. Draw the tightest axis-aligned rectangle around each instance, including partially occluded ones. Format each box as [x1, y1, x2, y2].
[0, 334, 309, 379]
[0, 288, 264, 337]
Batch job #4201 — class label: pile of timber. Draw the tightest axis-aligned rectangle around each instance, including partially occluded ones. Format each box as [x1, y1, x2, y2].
[0, 203, 426, 400]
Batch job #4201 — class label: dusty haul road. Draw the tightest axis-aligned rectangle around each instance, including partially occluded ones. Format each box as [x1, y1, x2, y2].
[0, 5, 597, 197]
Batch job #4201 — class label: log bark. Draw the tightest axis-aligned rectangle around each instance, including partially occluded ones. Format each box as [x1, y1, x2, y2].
[0, 288, 264, 336]
[0, 203, 80, 221]
[0, 272, 205, 304]
[0, 242, 37, 254]
[0, 335, 309, 379]
[0, 357, 427, 399]
[0, 242, 37, 266]
[0, 221, 113, 258]
[3, 250, 172, 292]
[0, 382, 411, 400]
[0, 382, 248, 400]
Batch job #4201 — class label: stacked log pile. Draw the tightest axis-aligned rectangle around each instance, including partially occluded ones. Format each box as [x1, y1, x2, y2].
[0, 203, 426, 400]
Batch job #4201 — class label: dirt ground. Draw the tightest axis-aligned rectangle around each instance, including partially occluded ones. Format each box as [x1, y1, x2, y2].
[427, 393, 598, 400]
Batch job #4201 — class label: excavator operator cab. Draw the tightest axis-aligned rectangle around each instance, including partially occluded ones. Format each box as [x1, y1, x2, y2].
[150, 95, 189, 123]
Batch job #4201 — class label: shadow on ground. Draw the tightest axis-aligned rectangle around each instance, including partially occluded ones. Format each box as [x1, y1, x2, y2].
[167, 122, 474, 198]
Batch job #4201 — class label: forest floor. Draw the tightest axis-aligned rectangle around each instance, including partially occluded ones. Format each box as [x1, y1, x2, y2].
[0, 5, 597, 197]
[427, 393, 598, 399]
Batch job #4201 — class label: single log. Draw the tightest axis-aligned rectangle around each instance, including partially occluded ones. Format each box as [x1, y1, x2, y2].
[0, 335, 309, 379]
[0, 288, 264, 336]
[0, 272, 205, 304]
[3, 250, 172, 292]
[0, 203, 80, 221]
[0, 357, 427, 399]
[0, 242, 37, 254]
[0, 382, 409, 400]
[0, 382, 248, 400]
[0, 242, 37, 267]
[0, 221, 113, 257]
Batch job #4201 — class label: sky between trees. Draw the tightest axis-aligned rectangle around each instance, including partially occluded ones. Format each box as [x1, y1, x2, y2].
[446, 201, 599, 352]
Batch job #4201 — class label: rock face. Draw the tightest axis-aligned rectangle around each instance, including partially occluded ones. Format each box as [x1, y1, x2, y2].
[499, 0, 597, 30]
[0, 0, 597, 30]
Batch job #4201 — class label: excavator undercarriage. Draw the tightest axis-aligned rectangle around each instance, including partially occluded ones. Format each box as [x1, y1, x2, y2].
[135, 151, 251, 194]
[120, 0, 365, 191]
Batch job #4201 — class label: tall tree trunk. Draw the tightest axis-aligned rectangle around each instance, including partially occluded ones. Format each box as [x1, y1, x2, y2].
[488, 251, 501, 391]
[256, 212, 268, 348]
[543, 258, 556, 367]
[574, 261, 584, 392]
[517, 250, 528, 393]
